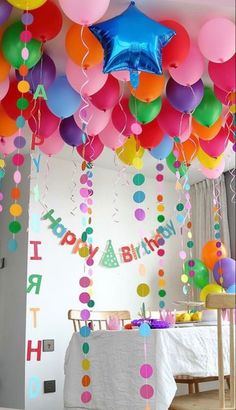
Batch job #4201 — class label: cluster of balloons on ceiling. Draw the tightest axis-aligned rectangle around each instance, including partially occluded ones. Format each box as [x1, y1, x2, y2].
[0, 0, 235, 178]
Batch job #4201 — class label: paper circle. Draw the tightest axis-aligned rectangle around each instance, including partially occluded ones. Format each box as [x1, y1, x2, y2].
[80, 326, 91, 337]
[14, 136, 26, 149]
[13, 170, 21, 184]
[134, 208, 146, 221]
[81, 375, 91, 386]
[139, 322, 151, 337]
[80, 310, 90, 321]
[137, 283, 150, 297]
[79, 292, 90, 304]
[7, 238, 18, 252]
[140, 364, 153, 379]
[133, 173, 145, 186]
[9, 203, 22, 217]
[82, 359, 90, 371]
[80, 276, 90, 288]
[9, 220, 21, 233]
[12, 154, 25, 167]
[140, 384, 154, 399]
[81, 391, 92, 404]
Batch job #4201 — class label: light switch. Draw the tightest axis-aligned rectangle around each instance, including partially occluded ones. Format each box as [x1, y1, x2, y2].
[43, 339, 54, 352]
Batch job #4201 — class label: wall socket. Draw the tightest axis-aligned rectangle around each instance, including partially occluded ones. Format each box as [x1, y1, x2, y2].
[44, 380, 56, 394]
[43, 339, 54, 352]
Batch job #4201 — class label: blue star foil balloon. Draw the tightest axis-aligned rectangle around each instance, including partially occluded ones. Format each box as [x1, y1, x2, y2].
[89, 1, 176, 76]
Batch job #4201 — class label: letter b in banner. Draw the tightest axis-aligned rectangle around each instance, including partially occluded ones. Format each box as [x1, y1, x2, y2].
[29, 376, 41, 399]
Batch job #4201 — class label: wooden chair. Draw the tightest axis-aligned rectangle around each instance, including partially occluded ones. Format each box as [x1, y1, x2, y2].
[170, 293, 235, 409]
[68, 309, 131, 332]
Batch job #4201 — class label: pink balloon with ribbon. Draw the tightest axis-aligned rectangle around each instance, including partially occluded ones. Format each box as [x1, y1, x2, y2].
[112, 98, 136, 136]
[58, 0, 110, 25]
[199, 127, 229, 157]
[39, 128, 64, 156]
[0, 76, 9, 100]
[157, 98, 191, 137]
[209, 55, 236, 93]
[90, 75, 120, 111]
[169, 44, 205, 86]
[76, 135, 104, 162]
[74, 103, 111, 136]
[99, 120, 127, 149]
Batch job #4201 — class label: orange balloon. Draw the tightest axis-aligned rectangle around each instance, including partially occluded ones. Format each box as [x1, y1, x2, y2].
[0, 104, 18, 137]
[0, 30, 11, 81]
[192, 116, 222, 141]
[175, 134, 199, 163]
[65, 24, 103, 69]
[202, 240, 227, 270]
[128, 72, 165, 103]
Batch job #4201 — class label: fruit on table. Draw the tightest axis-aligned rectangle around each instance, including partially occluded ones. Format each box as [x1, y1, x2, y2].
[191, 311, 202, 321]
[175, 311, 202, 322]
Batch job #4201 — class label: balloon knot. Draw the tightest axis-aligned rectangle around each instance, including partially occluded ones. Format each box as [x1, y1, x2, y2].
[131, 1, 135, 5]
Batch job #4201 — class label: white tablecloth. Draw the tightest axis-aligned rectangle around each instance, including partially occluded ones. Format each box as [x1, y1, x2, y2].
[64, 326, 229, 410]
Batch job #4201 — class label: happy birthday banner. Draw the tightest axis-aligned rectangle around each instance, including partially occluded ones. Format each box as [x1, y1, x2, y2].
[41, 209, 176, 267]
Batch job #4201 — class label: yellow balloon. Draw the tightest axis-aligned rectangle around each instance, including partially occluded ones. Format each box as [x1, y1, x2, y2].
[116, 136, 144, 166]
[7, 0, 47, 10]
[200, 283, 225, 302]
[197, 147, 223, 169]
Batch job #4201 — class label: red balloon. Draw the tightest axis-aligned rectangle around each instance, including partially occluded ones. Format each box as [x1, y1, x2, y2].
[209, 55, 236, 93]
[76, 135, 104, 162]
[225, 114, 235, 144]
[1, 79, 34, 120]
[30, 1, 63, 42]
[138, 119, 164, 149]
[90, 75, 120, 111]
[28, 99, 60, 138]
[160, 20, 190, 69]
[157, 98, 191, 137]
[112, 98, 135, 136]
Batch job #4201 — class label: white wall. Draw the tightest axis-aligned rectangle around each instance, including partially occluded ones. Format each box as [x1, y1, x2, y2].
[25, 155, 185, 410]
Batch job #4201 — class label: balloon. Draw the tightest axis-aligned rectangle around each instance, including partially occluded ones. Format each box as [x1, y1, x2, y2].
[174, 134, 199, 164]
[90, 3, 175, 75]
[209, 55, 236, 93]
[99, 120, 126, 149]
[149, 134, 174, 160]
[200, 283, 225, 302]
[16, 54, 56, 93]
[158, 99, 191, 137]
[30, 1, 63, 41]
[183, 258, 209, 289]
[39, 129, 64, 156]
[2, 22, 42, 69]
[226, 284, 236, 294]
[112, 98, 135, 137]
[213, 258, 236, 289]
[111, 71, 130, 82]
[0, 104, 17, 137]
[116, 135, 144, 166]
[192, 116, 223, 141]
[160, 20, 190, 69]
[6, 0, 46, 10]
[169, 44, 205, 86]
[193, 87, 222, 127]
[66, 60, 107, 96]
[1, 79, 34, 120]
[197, 147, 223, 169]
[128, 72, 165, 103]
[199, 127, 228, 157]
[59, 116, 83, 147]
[202, 240, 228, 270]
[214, 85, 235, 106]
[28, 100, 60, 139]
[0, 135, 16, 156]
[166, 78, 204, 113]
[74, 103, 111, 136]
[76, 135, 104, 162]
[179, 126, 191, 143]
[46, 76, 81, 119]
[59, 0, 110, 25]
[166, 152, 187, 176]
[0, 76, 9, 100]
[200, 158, 225, 179]
[90, 75, 120, 111]
[198, 18, 235, 63]
[66, 24, 104, 69]
[0, 0, 12, 25]
[224, 113, 236, 144]
[138, 120, 163, 149]
[0, 49, 10, 82]
[129, 95, 162, 124]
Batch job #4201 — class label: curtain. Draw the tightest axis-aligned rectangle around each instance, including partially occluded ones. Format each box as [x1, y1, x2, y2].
[190, 174, 231, 259]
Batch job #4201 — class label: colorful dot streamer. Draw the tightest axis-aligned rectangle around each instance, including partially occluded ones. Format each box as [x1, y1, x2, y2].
[0, 159, 6, 214]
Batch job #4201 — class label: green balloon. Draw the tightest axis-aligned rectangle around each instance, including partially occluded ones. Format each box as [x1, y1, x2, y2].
[193, 87, 222, 127]
[2, 21, 42, 69]
[183, 258, 209, 289]
[166, 152, 187, 177]
[129, 95, 162, 124]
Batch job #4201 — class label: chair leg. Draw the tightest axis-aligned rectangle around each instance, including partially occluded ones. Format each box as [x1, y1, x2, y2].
[188, 383, 194, 394]
[226, 376, 230, 389]
[194, 382, 199, 393]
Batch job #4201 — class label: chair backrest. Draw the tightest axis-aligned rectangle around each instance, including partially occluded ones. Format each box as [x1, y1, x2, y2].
[68, 309, 131, 332]
[206, 293, 235, 410]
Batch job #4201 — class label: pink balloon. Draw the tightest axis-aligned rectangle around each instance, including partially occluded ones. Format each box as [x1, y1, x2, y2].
[74, 103, 111, 136]
[169, 44, 205, 86]
[39, 128, 64, 156]
[0, 77, 9, 100]
[66, 59, 108, 96]
[0, 135, 16, 156]
[200, 158, 225, 179]
[199, 127, 228, 157]
[198, 18, 236, 63]
[112, 98, 135, 136]
[111, 70, 130, 82]
[58, 0, 110, 25]
[179, 125, 191, 142]
[90, 75, 120, 111]
[157, 99, 191, 137]
[209, 55, 236, 93]
[76, 135, 104, 161]
[99, 120, 127, 149]
[28, 100, 60, 138]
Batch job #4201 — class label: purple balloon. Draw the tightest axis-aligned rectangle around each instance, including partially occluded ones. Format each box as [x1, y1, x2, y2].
[16, 54, 56, 92]
[213, 258, 236, 289]
[59, 116, 83, 147]
[166, 78, 204, 113]
[0, 0, 12, 25]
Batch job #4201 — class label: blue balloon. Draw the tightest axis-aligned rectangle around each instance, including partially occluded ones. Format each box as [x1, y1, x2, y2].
[149, 134, 174, 160]
[46, 76, 81, 119]
[226, 284, 236, 294]
[89, 1, 176, 76]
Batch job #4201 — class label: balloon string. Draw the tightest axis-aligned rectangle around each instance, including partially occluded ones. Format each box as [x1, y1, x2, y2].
[70, 147, 79, 216]
[229, 168, 236, 204]
[39, 156, 50, 214]
[79, 25, 91, 144]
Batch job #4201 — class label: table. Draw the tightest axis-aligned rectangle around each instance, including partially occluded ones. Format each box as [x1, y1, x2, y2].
[64, 325, 229, 410]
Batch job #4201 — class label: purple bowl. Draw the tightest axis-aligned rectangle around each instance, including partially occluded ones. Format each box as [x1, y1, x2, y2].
[131, 319, 170, 329]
